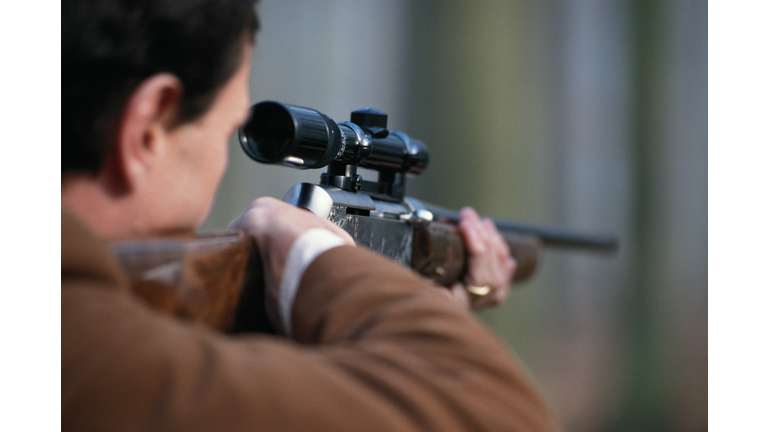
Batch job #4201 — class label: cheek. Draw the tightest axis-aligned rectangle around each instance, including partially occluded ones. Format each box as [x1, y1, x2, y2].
[188, 138, 228, 226]
[195, 128, 229, 181]
[200, 132, 230, 213]
[211, 133, 230, 183]
[186, 130, 229, 209]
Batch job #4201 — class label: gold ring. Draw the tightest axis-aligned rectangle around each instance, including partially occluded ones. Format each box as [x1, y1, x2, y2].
[464, 284, 491, 296]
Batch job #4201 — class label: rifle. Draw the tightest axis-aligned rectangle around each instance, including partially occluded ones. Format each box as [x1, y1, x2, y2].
[112, 101, 618, 333]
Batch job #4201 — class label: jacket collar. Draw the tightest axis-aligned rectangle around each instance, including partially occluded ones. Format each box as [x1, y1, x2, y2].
[61, 210, 127, 289]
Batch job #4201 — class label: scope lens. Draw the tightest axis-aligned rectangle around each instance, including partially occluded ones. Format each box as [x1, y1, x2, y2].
[240, 101, 343, 169]
[241, 102, 295, 161]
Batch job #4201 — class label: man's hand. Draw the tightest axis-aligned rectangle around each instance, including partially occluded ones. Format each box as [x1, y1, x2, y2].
[448, 207, 517, 310]
[228, 197, 355, 328]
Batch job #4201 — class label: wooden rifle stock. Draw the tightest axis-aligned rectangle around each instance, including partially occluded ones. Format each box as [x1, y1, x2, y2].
[412, 222, 543, 285]
[112, 232, 269, 332]
[111, 224, 544, 332]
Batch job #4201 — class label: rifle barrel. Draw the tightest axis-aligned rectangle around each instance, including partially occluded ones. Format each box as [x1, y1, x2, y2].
[418, 202, 619, 253]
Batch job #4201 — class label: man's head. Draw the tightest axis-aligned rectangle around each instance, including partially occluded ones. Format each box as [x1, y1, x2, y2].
[62, 0, 259, 238]
[63, 0, 259, 175]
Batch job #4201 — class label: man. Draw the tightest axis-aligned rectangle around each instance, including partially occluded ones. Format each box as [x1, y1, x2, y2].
[62, 0, 560, 430]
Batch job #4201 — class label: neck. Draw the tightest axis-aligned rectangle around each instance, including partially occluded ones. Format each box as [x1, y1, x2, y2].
[62, 172, 158, 240]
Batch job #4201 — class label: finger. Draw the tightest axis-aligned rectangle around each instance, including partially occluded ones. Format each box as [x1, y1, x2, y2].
[471, 283, 511, 310]
[491, 283, 511, 306]
[468, 287, 496, 310]
[478, 218, 515, 284]
[448, 283, 472, 310]
[481, 218, 510, 259]
[320, 218, 356, 246]
[464, 225, 499, 284]
[506, 255, 517, 279]
[458, 207, 487, 256]
[227, 212, 243, 230]
[457, 207, 517, 310]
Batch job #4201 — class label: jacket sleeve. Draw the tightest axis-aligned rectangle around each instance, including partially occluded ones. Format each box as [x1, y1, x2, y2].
[62, 245, 561, 432]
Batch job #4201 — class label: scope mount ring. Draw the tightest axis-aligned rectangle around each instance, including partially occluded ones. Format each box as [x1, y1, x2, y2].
[338, 121, 372, 164]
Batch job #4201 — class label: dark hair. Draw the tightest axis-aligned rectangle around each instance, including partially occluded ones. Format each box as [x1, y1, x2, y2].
[62, 0, 259, 174]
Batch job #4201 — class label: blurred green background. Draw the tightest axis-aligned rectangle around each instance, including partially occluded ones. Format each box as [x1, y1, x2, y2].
[203, 1, 707, 431]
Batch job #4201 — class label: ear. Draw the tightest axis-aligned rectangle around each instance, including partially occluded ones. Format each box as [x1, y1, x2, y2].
[107, 73, 183, 193]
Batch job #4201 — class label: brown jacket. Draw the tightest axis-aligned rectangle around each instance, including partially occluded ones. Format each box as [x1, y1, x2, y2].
[62, 212, 560, 431]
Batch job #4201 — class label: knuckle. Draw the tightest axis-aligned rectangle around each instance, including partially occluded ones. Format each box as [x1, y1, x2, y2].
[507, 257, 517, 271]
[498, 239, 511, 256]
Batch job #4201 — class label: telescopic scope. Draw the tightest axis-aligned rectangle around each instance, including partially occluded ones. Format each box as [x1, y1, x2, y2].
[239, 101, 429, 175]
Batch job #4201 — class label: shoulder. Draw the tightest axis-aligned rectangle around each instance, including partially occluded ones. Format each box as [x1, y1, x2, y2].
[62, 210, 127, 290]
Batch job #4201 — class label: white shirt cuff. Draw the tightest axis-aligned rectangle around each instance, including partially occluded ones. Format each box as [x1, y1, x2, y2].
[278, 228, 347, 336]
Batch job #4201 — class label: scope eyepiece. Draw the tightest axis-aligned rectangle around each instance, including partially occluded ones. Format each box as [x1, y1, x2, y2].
[239, 101, 428, 175]
[239, 101, 342, 169]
